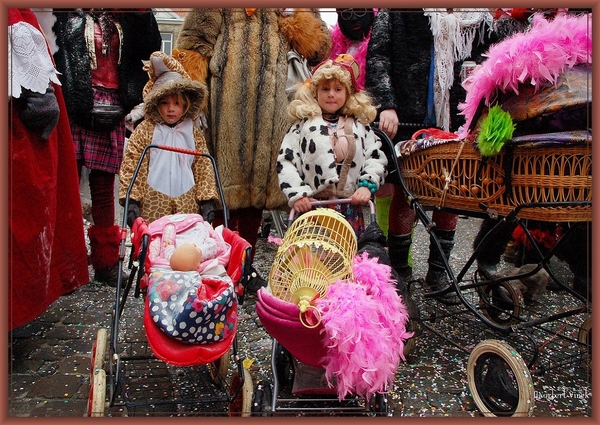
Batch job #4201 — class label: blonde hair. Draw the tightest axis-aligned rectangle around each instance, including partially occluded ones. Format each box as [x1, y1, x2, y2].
[287, 60, 377, 124]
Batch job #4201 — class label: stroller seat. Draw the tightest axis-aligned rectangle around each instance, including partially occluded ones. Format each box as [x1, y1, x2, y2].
[137, 214, 251, 367]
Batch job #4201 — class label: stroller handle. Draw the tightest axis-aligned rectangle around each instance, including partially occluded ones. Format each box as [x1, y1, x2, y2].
[289, 198, 375, 222]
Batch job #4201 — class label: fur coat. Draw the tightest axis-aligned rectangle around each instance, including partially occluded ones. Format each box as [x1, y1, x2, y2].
[52, 9, 161, 129]
[366, 9, 499, 136]
[175, 8, 332, 211]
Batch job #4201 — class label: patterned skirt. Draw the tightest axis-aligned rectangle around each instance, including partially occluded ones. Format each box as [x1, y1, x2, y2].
[71, 87, 126, 174]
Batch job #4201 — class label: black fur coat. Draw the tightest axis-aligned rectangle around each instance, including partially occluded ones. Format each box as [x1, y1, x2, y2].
[52, 9, 161, 128]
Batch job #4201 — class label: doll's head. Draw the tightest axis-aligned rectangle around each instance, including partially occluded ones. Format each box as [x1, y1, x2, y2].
[169, 243, 203, 271]
[336, 8, 375, 41]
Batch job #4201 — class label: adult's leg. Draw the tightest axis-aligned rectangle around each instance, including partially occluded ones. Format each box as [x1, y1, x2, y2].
[387, 186, 416, 280]
[424, 210, 460, 304]
[87, 169, 121, 286]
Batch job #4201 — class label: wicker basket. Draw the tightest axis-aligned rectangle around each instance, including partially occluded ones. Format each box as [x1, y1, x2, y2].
[398, 140, 592, 222]
[268, 208, 357, 302]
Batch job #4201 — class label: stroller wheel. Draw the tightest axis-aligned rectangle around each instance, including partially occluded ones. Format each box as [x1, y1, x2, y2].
[478, 281, 523, 326]
[228, 368, 253, 417]
[467, 339, 534, 417]
[370, 392, 388, 415]
[209, 347, 231, 388]
[251, 379, 273, 416]
[274, 342, 294, 390]
[578, 316, 592, 370]
[87, 328, 108, 417]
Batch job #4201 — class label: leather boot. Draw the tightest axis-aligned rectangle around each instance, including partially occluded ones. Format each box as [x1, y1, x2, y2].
[387, 232, 413, 280]
[425, 229, 460, 305]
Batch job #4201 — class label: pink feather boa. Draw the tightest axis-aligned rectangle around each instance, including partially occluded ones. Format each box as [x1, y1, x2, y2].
[330, 25, 370, 90]
[459, 13, 592, 137]
[315, 251, 413, 400]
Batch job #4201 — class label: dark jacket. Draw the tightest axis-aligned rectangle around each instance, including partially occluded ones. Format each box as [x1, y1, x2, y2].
[52, 9, 161, 129]
[366, 9, 497, 136]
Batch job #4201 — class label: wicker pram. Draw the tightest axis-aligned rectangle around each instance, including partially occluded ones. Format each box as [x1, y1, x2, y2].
[398, 134, 592, 222]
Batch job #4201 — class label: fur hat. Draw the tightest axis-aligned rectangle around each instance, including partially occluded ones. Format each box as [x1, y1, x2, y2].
[311, 53, 361, 93]
[142, 51, 208, 123]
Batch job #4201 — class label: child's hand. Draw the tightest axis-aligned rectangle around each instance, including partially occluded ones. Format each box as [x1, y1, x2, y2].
[351, 187, 372, 205]
[293, 197, 312, 213]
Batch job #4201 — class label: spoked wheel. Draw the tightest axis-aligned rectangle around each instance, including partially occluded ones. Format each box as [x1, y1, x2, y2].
[578, 316, 592, 370]
[87, 328, 108, 417]
[228, 368, 253, 417]
[251, 379, 273, 416]
[209, 347, 231, 388]
[478, 281, 524, 326]
[467, 339, 534, 417]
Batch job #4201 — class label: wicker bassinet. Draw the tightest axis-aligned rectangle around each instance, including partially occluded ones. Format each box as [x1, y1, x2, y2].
[398, 139, 592, 222]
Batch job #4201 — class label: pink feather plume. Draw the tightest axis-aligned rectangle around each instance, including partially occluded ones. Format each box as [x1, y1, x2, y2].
[459, 13, 592, 137]
[315, 251, 413, 400]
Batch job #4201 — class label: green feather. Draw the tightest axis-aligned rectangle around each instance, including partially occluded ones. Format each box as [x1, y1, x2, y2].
[477, 105, 515, 156]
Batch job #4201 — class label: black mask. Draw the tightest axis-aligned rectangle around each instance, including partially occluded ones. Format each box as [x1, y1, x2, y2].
[336, 8, 375, 41]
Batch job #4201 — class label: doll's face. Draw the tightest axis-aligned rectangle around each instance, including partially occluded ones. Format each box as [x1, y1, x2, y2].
[317, 78, 348, 115]
[158, 94, 185, 125]
[336, 8, 375, 41]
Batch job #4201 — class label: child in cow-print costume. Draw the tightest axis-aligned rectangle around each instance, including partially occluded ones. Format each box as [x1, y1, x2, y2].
[277, 54, 387, 237]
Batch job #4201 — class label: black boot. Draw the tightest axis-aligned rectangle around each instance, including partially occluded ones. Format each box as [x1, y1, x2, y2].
[425, 229, 460, 305]
[387, 232, 413, 280]
[474, 218, 516, 278]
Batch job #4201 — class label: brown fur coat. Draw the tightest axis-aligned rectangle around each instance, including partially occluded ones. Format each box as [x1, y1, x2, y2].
[175, 8, 331, 211]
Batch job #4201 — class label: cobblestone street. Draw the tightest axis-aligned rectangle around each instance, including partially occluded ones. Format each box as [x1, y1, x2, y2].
[8, 210, 592, 417]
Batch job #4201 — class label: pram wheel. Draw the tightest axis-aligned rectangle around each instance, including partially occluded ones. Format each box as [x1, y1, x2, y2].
[274, 342, 294, 390]
[228, 368, 253, 416]
[251, 379, 273, 416]
[578, 316, 592, 370]
[478, 281, 524, 326]
[467, 339, 534, 417]
[209, 347, 231, 388]
[87, 328, 108, 417]
[370, 392, 388, 415]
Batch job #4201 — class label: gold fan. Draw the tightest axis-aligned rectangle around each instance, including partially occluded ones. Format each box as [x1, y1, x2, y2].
[268, 208, 357, 304]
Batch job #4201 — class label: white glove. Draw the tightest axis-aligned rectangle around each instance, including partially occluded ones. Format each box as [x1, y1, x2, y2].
[125, 102, 145, 132]
[195, 112, 208, 131]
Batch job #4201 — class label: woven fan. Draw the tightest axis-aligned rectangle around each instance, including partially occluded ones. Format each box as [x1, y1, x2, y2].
[268, 208, 357, 304]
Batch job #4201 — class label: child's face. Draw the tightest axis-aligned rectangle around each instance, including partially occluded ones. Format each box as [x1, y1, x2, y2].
[158, 94, 185, 125]
[317, 79, 348, 115]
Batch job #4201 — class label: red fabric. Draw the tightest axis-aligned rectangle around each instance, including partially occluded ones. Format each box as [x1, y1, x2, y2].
[512, 225, 557, 250]
[222, 227, 251, 297]
[213, 207, 262, 260]
[9, 8, 89, 330]
[88, 224, 121, 270]
[89, 170, 116, 227]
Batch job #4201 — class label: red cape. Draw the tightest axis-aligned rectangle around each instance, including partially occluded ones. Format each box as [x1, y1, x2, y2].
[9, 8, 90, 330]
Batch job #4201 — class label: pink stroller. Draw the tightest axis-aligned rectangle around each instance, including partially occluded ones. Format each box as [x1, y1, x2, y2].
[254, 200, 414, 416]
